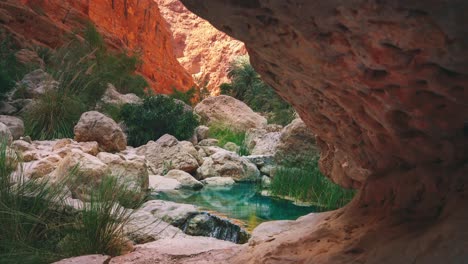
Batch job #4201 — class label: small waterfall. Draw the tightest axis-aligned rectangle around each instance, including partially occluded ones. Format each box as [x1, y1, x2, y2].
[179, 212, 250, 244]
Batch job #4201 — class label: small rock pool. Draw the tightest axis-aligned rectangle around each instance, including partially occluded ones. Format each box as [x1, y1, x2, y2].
[152, 183, 318, 231]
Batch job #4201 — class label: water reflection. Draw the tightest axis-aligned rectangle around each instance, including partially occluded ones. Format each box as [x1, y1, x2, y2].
[153, 183, 318, 229]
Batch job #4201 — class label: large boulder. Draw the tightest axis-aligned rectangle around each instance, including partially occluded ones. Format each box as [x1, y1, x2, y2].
[194, 95, 267, 132]
[195, 125, 210, 141]
[13, 69, 57, 99]
[100, 84, 142, 106]
[196, 150, 260, 182]
[0, 115, 24, 139]
[165, 169, 203, 190]
[96, 152, 149, 191]
[201, 176, 235, 186]
[136, 134, 200, 175]
[50, 149, 109, 201]
[245, 128, 281, 156]
[74, 111, 127, 152]
[274, 118, 318, 165]
[149, 175, 182, 191]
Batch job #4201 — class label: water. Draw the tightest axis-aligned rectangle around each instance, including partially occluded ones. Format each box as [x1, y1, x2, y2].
[153, 183, 318, 230]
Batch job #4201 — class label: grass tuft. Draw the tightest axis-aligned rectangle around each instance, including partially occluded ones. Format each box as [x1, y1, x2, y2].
[208, 124, 249, 156]
[269, 157, 355, 211]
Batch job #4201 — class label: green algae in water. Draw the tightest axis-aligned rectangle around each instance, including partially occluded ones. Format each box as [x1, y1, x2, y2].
[152, 183, 319, 230]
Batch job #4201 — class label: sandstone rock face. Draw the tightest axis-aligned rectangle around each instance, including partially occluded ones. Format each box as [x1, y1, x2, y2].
[180, 0, 468, 263]
[96, 152, 149, 190]
[194, 95, 267, 132]
[196, 150, 260, 182]
[52, 254, 111, 264]
[2, 0, 194, 93]
[155, 0, 246, 93]
[136, 134, 200, 175]
[274, 118, 319, 165]
[74, 111, 127, 152]
[0, 115, 24, 139]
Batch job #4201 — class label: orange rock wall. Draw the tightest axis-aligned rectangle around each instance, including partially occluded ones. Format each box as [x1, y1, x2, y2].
[1, 0, 194, 93]
[155, 0, 246, 94]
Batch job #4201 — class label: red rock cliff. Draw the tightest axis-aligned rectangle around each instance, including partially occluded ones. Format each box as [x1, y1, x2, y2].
[1, 0, 194, 93]
[180, 0, 468, 263]
[155, 0, 246, 94]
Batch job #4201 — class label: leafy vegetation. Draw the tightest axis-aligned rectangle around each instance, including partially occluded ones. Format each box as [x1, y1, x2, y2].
[170, 87, 197, 105]
[0, 141, 145, 264]
[121, 95, 199, 147]
[208, 123, 249, 156]
[269, 157, 355, 211]
[23, 23, 148, 140]
[220, 57, 295, 125]
[0, 33, 29, 99]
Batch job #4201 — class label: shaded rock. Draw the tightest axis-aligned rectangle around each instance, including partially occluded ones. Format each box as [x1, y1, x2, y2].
[74, 111, 127, 152]
[198, 138, 219, 146]
[275, 118, 318, 165]
[197, 150, 260, 182]
[245, 128, 281, 155]
[0, 115, 24, 139]
[52, 254, 111, 264]
[165, 169, 203, 190]
[201, 176, 235, 186]
[244, 155, 276, 177]
[136, 134, 200, 175]
[261, 175, 271, 187]
[194, 95, 267, 132]
[100, 83, 142, 106]
[195, 125, 210, 141]
[0, 102, 17, 115]
[149, 175, 181, 191]
[198, 145, 226, 157]
[13, 69, 58, 99]
[15, 49, 45, 69]
[0, 122, 13, 144]
[183, 212, 250, 244]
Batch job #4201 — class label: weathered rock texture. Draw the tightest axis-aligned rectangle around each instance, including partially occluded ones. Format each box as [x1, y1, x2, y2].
[155, 0, 246, 93]
[1, 0, 194, 93]
[180, 0, 468, 263]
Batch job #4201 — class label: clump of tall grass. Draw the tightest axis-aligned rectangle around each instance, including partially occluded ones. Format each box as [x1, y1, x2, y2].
[23, 23, 148, 140]
[0, 140, 145, 263]
[208, 124, 249, 156]
[269, 157, 355, 211]
[0, 32, 30, 99]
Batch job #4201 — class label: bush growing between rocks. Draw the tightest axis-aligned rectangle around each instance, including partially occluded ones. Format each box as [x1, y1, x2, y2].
[121, 95, 199, 147]
[220, 57, 295, 126]
[23, 23, 148, 140]
[208, 123, 249, 156]
[0, 33, 29, 99]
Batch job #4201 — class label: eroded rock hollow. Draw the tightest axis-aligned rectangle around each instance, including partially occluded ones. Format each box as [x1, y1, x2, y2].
[180, 0, 468, 263]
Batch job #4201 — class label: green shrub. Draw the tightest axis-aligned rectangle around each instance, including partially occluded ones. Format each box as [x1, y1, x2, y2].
[269, 157, 356, 211]
[208, 124, 250, 156]
[220, 57, 295, 126]
[170, 86, 197, 105]
[0, 140, 145, 263]
[24, 90, 86, 139]
[23, 23, 148, 140]
[0, 33, 28, 99]
[121, 95, 199, 146]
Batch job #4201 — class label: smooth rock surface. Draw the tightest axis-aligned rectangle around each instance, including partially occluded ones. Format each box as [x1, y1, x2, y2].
[136, 134, 200, 175]
[201, 176, 235, 186]
[194, 95, 267, 132]
[74, 111, 127, 152]
[0, 115, 24, 139]
[165, 169, 203, 190]
[197, 150, 260, 182]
